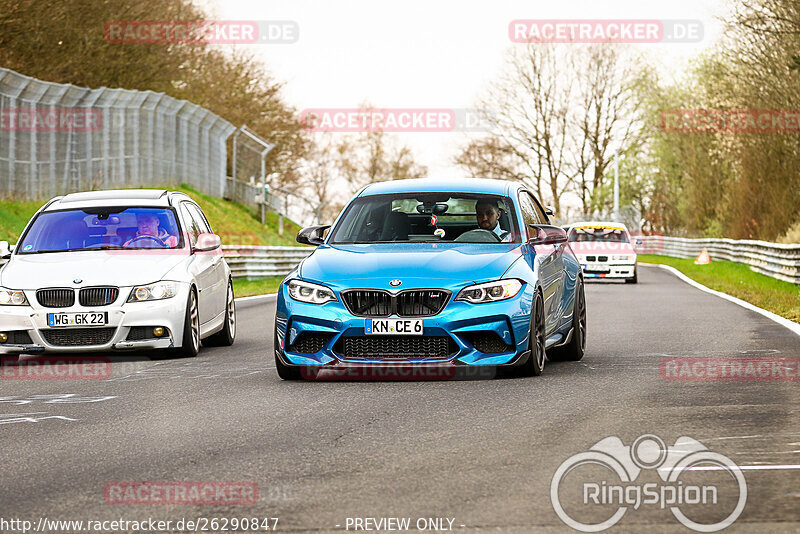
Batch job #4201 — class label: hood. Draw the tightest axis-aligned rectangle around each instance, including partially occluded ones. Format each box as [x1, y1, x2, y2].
[1, 251, 188, 289]
[300, 243, 524, 285]
[569, 241, 635, 255]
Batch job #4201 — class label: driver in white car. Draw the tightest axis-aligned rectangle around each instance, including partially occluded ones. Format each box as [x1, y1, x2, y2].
[124, 212, 179, 247]
[475, 199, 509, 241]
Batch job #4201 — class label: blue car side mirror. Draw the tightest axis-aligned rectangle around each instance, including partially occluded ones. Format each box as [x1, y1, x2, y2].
[528, 224, 568, 246]
[297, 225, 331, 246]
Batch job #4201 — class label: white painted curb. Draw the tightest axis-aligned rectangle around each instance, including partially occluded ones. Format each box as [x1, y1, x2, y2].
[234, 293, 277, 303]
[641, 263, 800, 337]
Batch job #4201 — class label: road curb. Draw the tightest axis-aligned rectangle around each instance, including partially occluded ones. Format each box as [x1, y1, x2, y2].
[641, 263, 800, 337]
[234, 293, 277, 303]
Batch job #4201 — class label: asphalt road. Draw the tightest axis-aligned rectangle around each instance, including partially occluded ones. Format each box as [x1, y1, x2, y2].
[1, 265, 799, 533]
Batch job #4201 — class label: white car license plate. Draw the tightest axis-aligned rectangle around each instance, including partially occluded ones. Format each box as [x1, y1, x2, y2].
[584, 263, 610, 272]
[47, 312, 108, 327]
[365, 318, 423, 335]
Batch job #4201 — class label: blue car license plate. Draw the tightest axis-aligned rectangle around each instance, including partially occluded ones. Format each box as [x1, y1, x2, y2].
[365, 318, 423, 335]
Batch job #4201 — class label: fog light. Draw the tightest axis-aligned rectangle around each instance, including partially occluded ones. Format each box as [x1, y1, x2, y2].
[153, 327, 164, 337]
[0, 333, 7, 343]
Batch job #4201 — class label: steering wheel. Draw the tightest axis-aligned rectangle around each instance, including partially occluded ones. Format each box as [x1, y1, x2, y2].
[126, 235, 168, 248]
[454, 229, 503, 243]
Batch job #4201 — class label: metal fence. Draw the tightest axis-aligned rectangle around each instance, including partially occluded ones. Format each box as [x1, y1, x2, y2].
[222, 245, 312, 279]
[0, 67, 235, 200]
[638, 236, 800, 284]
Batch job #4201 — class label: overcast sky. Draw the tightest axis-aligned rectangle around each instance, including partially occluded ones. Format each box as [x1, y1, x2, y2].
[207, 0, 731, 178]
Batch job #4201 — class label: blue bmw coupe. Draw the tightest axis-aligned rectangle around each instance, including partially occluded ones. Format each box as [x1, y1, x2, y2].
[274, 178, 586, 380]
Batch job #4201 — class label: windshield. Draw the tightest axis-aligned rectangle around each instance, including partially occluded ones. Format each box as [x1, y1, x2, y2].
[17, 207, 183, 254]
[329, 193, 519, 244]
[569, 227, 630, 243]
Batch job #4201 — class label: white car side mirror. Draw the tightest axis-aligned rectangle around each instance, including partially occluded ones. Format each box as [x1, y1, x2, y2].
[0, 240, 10, 258]
[195, 233, 221, 252]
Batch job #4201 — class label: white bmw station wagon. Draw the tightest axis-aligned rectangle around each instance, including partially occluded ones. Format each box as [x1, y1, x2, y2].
[0, 189, 235, 359]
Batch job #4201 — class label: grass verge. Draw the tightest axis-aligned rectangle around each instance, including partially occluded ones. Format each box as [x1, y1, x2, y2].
[638, 254, 800, 322]
[233, 276, 284, 297]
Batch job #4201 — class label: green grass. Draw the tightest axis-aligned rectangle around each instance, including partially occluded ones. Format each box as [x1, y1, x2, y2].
[233, 276, 284, 297]
[638, 254, 800, 322]
[0, 184, 306, 247]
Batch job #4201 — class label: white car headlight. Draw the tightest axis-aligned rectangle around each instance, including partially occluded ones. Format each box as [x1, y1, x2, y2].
[455, 279, 523, 304]
[127, 282, 179, 302]
[0, 287, 28, 306]
[287, 280, 337, 304]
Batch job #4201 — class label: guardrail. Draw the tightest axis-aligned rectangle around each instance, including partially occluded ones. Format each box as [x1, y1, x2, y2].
[638, 236, 800, 284]
[222, 245, 312, 279]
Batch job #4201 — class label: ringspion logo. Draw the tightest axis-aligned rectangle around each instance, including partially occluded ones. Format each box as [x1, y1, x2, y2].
[1, 357, 112, 380]
[551, 434, 746, 532]
[661, 109, 800, 133]
[509, 20, 703, 44]
[104, 20, 298, 45]
[0, 108, 102, 132]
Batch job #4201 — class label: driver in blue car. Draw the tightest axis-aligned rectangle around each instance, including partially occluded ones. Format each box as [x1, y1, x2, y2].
[475, 199, 509, 241]
[124, 212, 178, 247]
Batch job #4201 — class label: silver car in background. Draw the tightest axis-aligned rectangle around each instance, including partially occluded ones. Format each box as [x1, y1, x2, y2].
[0, 189, 235, 359]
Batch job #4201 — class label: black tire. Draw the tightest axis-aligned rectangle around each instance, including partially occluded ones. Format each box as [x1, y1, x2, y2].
[549, 277, 586, 362]
[625, 267, 638, 284]
[205, 279, 236, 346]
[178, 287, 200, 357]
[274, 327, 303, 380]
[506, 291, 546, 377]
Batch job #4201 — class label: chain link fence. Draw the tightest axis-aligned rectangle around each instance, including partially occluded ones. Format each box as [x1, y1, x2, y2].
[0, 67, 235, 200]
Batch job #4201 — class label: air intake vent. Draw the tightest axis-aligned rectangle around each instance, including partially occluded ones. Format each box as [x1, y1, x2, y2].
[335, 336, 457, 359]
[41, 327, 115, 346]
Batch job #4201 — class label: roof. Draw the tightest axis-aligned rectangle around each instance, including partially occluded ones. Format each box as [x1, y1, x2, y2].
[45, 189, 172, 211]
[358, 178, 519, 197]
[568, 220, 629, 230]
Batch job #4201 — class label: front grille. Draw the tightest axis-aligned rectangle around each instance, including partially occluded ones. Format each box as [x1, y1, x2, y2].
[2, 330, 33, 344]
[462, 332, 514, 354]
[396, 290, 449, 317]
[342, 289, 450, 317]
[36, 288, 75, 308]
[288, 332, 334, 354]
[335, 336, 457, 359]
[79, 287, 119, 306]
[41, 327, 115, 347]
[342, 291, 392, 316]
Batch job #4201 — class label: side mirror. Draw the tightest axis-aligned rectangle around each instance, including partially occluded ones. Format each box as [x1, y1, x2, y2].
[528, 224, 568, 246]
[635, 239, 643, 246]
[297, 225, 330, 246]
[195, 233, 221, 252]
[544, 206, 555, 216]
[0, 241, 10, 259]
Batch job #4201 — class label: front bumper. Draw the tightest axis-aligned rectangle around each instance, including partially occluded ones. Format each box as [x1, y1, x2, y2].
[580, 261, 637, 278]
[275, 283, 534, 367]
[0, 284, 189, 354]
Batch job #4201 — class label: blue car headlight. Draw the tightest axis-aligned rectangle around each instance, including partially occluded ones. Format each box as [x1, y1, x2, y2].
[455, 279, 523, 304]
[287, 279, 337, 304]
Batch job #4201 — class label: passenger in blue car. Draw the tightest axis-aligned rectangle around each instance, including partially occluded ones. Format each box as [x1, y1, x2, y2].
[475, 199, 510, 241]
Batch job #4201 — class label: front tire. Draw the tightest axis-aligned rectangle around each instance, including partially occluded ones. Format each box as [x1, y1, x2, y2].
[274, 328, 303, 380]
[205, 279, 236, 346]
[506, 292, 546, 377]
[625, 267, 638, 284]
[178, 288, 200, 357]
[549, 278, 586, 362]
